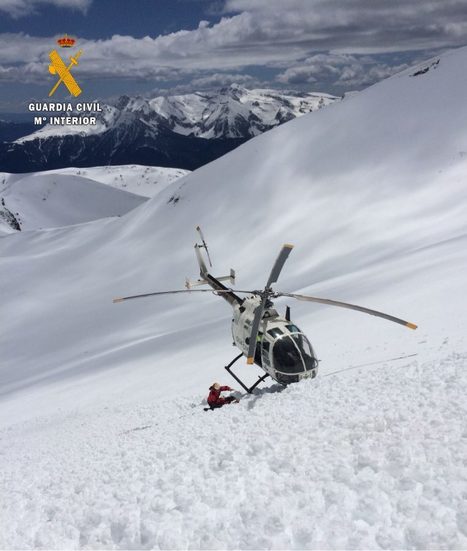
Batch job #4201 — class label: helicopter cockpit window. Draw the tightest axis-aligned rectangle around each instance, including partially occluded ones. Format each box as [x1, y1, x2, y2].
[267, 328, 284, 338]
[290, 333, 317, 371]
[286, 324, 301, 333]
[272, 336, 304, 374]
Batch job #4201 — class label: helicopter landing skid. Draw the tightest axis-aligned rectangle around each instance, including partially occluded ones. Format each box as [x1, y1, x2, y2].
[224, 353, 270, 394]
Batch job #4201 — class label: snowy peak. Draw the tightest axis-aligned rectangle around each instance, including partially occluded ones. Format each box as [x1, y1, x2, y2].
[147, 84, 338, 138]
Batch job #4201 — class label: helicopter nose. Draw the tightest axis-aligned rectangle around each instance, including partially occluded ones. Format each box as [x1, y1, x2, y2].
[275, 372, 300, 385]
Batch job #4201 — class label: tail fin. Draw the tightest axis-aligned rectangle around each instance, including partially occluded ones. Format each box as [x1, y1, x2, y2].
[196, 225, 212, 268]
[185, 226, 235, 289]
[195, 242, 209, 279]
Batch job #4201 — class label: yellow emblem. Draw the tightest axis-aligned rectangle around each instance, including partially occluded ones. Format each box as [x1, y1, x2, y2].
[48, 49, 83, 97]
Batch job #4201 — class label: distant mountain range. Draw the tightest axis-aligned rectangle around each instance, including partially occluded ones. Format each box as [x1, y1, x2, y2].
[0, 85, 338, 172]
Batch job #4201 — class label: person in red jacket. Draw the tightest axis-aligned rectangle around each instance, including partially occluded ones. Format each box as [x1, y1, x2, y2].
[207, 382, 238, 409]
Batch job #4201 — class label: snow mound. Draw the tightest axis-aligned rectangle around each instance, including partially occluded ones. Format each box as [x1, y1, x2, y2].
[1, 173, 147, 230]
[1, 356, 466, 548]
[41, 165, 190, 198]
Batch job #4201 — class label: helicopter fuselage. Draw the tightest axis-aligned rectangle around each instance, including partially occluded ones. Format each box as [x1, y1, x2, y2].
[231, 295, 318, 385]
[189, 243, 319, 385]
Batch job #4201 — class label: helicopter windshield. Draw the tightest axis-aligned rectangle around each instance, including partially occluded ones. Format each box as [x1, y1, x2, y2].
[290, 333, 317, 371]
[272, 333, 317, 375]
[272, 336, 305, 374]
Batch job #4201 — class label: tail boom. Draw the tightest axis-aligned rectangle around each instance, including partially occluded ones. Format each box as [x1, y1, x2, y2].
[188, 230, 240, 306]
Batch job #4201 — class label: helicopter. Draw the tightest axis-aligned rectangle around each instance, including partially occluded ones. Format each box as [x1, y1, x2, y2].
[113, 226, 417, 393]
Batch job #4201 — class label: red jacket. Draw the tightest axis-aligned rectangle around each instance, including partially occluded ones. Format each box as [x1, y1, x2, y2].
[207, 385, 232, 406]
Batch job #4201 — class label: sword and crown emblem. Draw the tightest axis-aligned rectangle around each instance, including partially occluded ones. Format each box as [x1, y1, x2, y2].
[48, 35, 83, 97]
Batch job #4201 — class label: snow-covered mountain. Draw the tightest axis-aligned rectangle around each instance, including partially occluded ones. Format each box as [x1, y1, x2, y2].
[18, 85, 337, 142]
[0, 165, 189, 232]
[148, 85, 336, 138]
[29, 165, 190, 198]
[1, 50, 467, 548]
[0, 86, 337, 172]
[0, 174, 146, 232]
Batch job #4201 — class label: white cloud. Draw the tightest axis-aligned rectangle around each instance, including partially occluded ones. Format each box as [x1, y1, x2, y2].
[0, 1, 466, 93]
[148, 72, 264, 97]
[222, 0, 467, 53]
[2, 0, 466, 81]
[276, 53, 410, 89]
[191, 72, 257, 88]
[0, 27, 302, 85]
[276, 67, 317, 85]
[0, 0, 91, 18]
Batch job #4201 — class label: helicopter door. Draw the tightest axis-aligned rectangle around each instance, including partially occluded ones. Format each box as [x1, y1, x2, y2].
[261, 337, 273, 373]
[254, 332, 263, 366]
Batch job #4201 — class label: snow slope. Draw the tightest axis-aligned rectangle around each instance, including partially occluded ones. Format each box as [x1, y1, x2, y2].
[0, 173, 147, 231]
[0, 165, 189, 232]
[1, 48, 467, 548]
[41, 165, 190, 198]
[2, 358, 466, 549]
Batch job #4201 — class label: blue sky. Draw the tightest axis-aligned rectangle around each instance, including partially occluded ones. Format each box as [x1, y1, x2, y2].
[1, 0, 467, 113]
[0, 1, 214, 39]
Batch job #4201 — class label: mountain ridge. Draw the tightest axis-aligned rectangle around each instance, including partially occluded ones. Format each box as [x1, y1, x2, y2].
[0, 85, 338, 172]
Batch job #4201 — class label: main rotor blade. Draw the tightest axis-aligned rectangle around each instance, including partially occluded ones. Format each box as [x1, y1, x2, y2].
[266, 244, 294, 288]
[279, 293, 417, 329]
[246, 295, 268, 364]
[113, 288, 255, 303]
